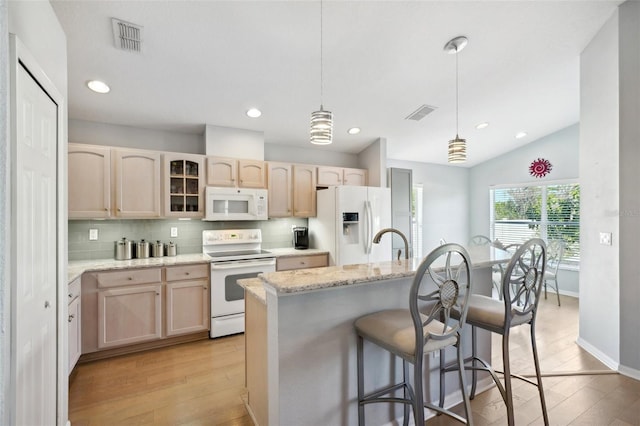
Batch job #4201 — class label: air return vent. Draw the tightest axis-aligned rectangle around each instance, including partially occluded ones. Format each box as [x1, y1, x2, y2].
[112, 18, 143, 53]
[405, 104, 437, 121]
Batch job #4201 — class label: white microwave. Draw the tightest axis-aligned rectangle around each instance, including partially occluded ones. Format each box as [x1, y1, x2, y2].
[205, 187, 268, 221]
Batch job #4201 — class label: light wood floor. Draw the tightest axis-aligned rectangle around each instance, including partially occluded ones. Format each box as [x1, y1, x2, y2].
[69, 295, 640, 425]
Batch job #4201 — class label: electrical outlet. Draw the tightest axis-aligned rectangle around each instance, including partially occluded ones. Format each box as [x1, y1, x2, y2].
[599, 232, 612, 246]
[170, 227, 178, 238]
[89, 228, 98, 241]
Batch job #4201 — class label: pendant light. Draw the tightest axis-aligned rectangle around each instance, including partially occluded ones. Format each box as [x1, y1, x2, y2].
[310, 0, 333, 145]
[444, 36, 468, 163]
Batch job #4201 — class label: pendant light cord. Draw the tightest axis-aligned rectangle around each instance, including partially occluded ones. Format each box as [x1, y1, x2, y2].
[320, 0, 324, 109]
[455, 46, 459, 137]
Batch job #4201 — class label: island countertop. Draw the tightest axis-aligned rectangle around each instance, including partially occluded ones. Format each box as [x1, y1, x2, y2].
[260, 245, 510, 295]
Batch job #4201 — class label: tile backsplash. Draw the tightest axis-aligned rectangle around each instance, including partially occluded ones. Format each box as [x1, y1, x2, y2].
[68, 217, 308, 261]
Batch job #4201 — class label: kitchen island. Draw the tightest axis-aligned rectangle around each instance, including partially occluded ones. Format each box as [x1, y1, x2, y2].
[241, 245, 511, 426]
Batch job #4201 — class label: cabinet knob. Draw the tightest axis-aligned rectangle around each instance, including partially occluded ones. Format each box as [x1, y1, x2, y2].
[104, 208, 108, 211]
[185, 272, 190, 275]
[68, 314, 74, 322]
[204, 286, 208, 290]
[300, 261, 306, 265]
[68, 293, 73, 299]
[44, 301, 51, 308]
[128, 277, 133, 280]
[156, 292, 160, 296]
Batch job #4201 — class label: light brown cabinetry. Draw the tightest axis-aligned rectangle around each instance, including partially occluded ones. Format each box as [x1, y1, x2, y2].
[68, 277, 81, 374]
[81, 264, 210, 357]
[276, 253, 329, 271]
[317, 166, 367, 187]
[113, 149, 162, 218]
[292, 165, 317, 217]
[68, 144, 111, 218]
[267, 162, 292, 217]
[207, 156, 267, 188]
[95, 268, 163, 349]
[163, 154, 205, 218]
[267, 162, 317, 218]
[165, 264, 209, 336]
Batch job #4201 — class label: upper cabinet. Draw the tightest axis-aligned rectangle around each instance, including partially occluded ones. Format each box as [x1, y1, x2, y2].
[113, 149, 162, 218]
[292, 164, 316, 217]
[163, 154, 205, 218]
[68, 144, 112, 219]
[317, 166, 367, 187]
[267, 162, 292, 217]
[207, 156, 266, 188]
[267, 162, 317, 218]
[69, 144, 162, 219]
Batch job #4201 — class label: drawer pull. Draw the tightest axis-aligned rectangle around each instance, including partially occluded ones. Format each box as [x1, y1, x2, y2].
[68, 314, 74, 322]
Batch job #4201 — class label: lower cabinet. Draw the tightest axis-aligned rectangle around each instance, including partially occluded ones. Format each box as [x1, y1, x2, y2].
[97, 284, 163, 349]
[68, 277, 82, 374]
[81, 264, 210, 357]
[276, 253, 329, 271]
[165, 266, 209, 336]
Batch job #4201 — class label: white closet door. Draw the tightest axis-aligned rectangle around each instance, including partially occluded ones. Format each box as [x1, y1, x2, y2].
[14, 61, 58, 425]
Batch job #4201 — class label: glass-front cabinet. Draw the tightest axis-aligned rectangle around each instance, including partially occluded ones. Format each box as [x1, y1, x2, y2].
[163, 154, 206, 217]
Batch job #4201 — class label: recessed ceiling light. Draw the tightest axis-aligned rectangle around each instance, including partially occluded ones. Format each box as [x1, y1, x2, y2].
[246, 108, 262, 118]
[475, 122, 489, 130]
[347, 127, 361, 135]
[86, 80, 110, 94]
[515, 131, 528, 139]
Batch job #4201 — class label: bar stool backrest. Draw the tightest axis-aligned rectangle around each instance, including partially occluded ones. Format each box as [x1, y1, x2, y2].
[502, 238, 547, 325]
[410, 243, 473, 352]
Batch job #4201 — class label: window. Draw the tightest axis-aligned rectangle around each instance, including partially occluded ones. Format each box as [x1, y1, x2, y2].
[490, 182, 580, 265]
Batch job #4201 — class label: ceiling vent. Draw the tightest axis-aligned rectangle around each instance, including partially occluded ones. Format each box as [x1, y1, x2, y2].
[112, 18, 143, 53]
[405, 104, 437, 121]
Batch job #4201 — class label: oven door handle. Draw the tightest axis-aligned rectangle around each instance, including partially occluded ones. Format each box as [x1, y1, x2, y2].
[210, 258, 276, 270]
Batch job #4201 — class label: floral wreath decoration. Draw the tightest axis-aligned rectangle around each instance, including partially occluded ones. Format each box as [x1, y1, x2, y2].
[529, 158, 552, 178]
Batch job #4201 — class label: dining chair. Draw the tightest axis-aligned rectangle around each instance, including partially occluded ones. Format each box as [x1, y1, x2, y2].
[355, 243, 474, 425]
[468, 235, 492, 246]
[442, 238, 548, 426]
[544, 239, 565, 306]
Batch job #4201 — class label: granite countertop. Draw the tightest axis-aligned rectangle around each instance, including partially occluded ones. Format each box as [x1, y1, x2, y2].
[67, 253, 211, 283]
[259, 245, 511, 296]
[67, 248, 330, 284]
[265, 248, 328, 258]
[238, 277, 267, 304]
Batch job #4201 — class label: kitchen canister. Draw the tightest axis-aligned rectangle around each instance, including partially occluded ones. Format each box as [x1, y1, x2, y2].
[165, 241, 177, 257]
[151, 240, 164, 257]
[135, 239, 150, 259]
[115, 237, 133, 260]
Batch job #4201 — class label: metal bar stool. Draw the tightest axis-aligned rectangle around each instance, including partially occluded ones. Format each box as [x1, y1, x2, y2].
[441, 238, 549, 426]
[355, 243, 474, 425]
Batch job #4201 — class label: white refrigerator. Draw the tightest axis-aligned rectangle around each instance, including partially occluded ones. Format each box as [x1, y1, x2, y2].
[309, 186, 392, 266]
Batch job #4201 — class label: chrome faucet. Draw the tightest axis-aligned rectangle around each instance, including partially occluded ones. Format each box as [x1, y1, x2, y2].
[373, 228, 410, 261]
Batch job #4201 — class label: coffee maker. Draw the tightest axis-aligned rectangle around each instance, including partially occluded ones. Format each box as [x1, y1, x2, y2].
[293, 227, 309, 250]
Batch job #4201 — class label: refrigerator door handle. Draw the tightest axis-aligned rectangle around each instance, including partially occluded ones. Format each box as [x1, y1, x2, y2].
[366, 200, 373, 254]
[363, 201, 369, 254]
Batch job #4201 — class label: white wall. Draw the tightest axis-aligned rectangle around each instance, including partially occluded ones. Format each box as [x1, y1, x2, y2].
[579, 9, 621, 370]
[358, 138, 386, 187]
[468, 124, 580, 296]
[70, 119, 204, 154]
[205, 124, 264, 160]
[386, 159, 469, 253]
[617, 0, 640, 376]
[7, 0, 68, 423]
[264, 142, 359, 167]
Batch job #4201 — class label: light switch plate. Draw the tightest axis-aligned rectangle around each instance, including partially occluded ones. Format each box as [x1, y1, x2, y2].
[170, 227, 178, 238]
[89, 228, 98, 241]
[599, 232, 612, 245]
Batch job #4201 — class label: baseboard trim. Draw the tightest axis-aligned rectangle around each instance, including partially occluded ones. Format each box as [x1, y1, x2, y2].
[576, 337, 619, 371]
[619, 364, 640, 381]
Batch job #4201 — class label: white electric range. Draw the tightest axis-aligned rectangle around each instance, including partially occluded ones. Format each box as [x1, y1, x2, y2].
[203, 229, 275, 338]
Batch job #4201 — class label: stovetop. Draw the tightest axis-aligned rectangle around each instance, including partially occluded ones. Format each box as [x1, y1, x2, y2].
[203, 229, 274, 261]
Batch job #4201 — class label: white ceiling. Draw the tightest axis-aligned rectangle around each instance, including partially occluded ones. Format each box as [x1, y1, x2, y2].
[51, 0, 620, 167]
